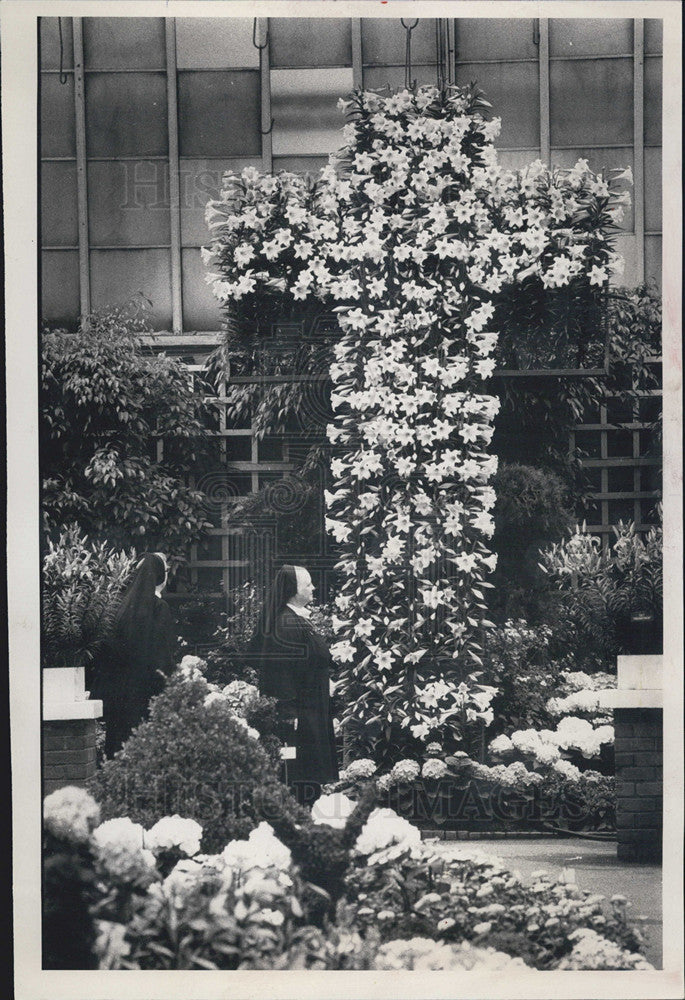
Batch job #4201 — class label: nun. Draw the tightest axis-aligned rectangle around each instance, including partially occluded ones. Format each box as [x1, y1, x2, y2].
[95, 551, 176, 758]
[251, 564, 339, 801]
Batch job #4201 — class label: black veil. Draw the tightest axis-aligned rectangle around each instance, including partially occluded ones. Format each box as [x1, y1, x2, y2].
[113, 552, 167, 659]
[250, 565, 300, 700]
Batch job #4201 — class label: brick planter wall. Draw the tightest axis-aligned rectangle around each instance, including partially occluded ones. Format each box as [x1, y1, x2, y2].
[614, 707, 663, 862]
[43, 719, 98, 797]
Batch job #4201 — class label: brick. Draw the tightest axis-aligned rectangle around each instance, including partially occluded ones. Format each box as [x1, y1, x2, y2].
[620, 738, 659, 753]
[620, 797, 659, 812]
[614, 752, 634, 768]
[616, 781, 635, 797]
[617, 843, 662, 861]
[45, 748, 97, 766]
[636, 781, 663, 796]
[619, 766, 657, 781]
[616, 812, 637, 829]
[632, 751, 662, 767]
[44, 765, 71, 779]
[617, 828, 661, 844]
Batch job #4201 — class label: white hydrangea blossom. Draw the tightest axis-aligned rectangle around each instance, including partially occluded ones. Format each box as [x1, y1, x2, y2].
[144, 815, 203, 857]
[221, 822, 291, 873]
[343, 758, 378, 781]
[43, 785, 101, 845]
[311, 792, 356, 830]
[91, 817, 156, 883]
[355, 807, 422, 864]
[373, 937, 529, 971]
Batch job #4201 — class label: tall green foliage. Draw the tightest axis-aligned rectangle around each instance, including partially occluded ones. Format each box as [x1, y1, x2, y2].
[41, 524, 136, 670]
[41, 305, 212, 558]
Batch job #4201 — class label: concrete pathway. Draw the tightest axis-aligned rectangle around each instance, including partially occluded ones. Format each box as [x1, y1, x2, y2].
[428, 836, 662, 968]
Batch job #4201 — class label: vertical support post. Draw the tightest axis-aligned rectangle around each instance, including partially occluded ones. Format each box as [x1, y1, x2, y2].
[633, 18, 645, 283]
[600, 402, 609, 551]
[351, 18, 363, 89]
[165, 18, 183, 334]
[259, 18, 273, 173]
[445, 19, 456, 84]
[539, 18, 551, 166]
[72, 17, 90, 318]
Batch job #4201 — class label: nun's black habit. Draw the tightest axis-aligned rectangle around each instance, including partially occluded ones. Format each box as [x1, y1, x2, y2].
[94, 552, 176, 757]
[251, 566, 338, 788]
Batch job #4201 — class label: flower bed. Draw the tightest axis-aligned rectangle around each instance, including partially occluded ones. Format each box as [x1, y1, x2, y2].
[43, 784, 651, 970]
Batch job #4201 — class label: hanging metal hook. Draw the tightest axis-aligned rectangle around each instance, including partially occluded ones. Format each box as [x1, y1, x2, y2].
[401, 18, 419, 91]
[260, 116, 275, 136]
[58, 17, 68, 84]
[252, 17, 269, 51]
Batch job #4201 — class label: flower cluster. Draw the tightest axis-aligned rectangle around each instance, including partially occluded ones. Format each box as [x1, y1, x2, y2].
[557, 928, 653, 970]
[489, 717, 614, 764]
[144, 816, 203, 858]
[46, 785, 648, 970]
[91, 817, 157, 886]
[340, 758, 377, 781]
[44, 785, 101, 845]
[372, 936, 527, 971]
[204, 83, 629, 757]
[311, 792, 357, 830]
[354, 807, 422, 865]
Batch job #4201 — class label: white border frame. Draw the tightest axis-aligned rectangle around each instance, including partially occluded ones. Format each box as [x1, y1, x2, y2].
[4, 2, 682, 998]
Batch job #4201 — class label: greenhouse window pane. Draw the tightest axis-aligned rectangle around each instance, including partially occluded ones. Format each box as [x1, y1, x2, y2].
[90, 249, 172, 329]
[182, 247, 223, 331]
[644, 235, 661, 287]
[271, 68, 353, 156]
[88, 161, 170, 247]
[644, 57, 662, 146]
[83, 17, 166, 70]
[497, 150, 542, 171]
[644, 20, 663, 55]
[455, 19, 538, 60]
[85, 73, 168, 157]
[270, 18, 352, 67]
[455, 62, 539, 148]
[644, 147, 662, 233]
[271, 155, 328, 175]
[362, 64, 438, 91]
[41, 251, 80, 326]
[176, 17, 258, 69]
[550, 58, 632, 146]
[550, 147, 634, 231]
[361, 18, 437, 65]
[41, 162, 78, 246]
[40, 17, 73, 70]
[179, 158, 262, 246]
[40, 73, 76, 158]
[549, 18, 632, 56]
[178, 71, 261, 157]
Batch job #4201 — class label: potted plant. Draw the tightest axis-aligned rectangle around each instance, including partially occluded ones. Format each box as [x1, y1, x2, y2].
[42, 525, 136, 711]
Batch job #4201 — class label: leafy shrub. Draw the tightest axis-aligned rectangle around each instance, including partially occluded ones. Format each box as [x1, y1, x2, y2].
[48, 785, 649, 970]
[41, 524, 136, 670]
[540, 516, 663, 662]
[492, 282, 661, 479]
[41, 303, 212, 560]
[481, 621, 570, 736]
[88, 672, 308, 853]
[340, 839, 648, 970]
[489, 464, 575, 621]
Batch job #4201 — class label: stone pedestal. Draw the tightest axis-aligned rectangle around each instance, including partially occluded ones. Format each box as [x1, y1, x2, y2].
[42, 667, 103, 799]
[598, 655, 663, 862]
